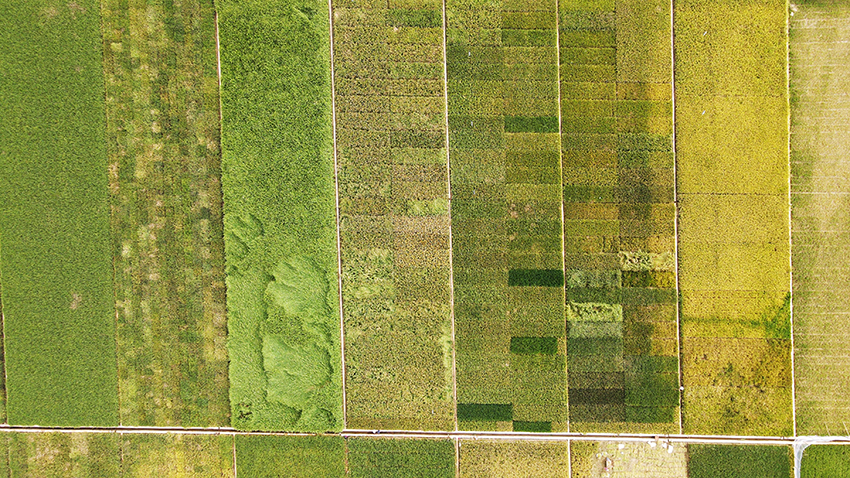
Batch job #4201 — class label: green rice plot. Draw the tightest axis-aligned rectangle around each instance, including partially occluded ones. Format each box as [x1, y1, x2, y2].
[560, 0, 677, 433]
[789, 2, 850, 436]
[333, 0, 454, 431]
[101, 0, 230, 428]
[459, 439, 568, 477]
[348, 437, 455, 478]
[7, 432, 120, 478]
[674, 0, 791, 436]
[687, 445, 792, 478]
[121, 433, 234, 477]
[801, 445, 850, 478]
[0, 0, 118, 426]
[235, 435, 344, 478]
[448, 0, 567, 432]
[217, 0, 342, 431]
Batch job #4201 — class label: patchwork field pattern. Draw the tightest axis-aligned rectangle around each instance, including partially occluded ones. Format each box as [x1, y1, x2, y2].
[332, 0, 455, 431]
[218, 0, 342, 431]
[120, 433, 234, 477]
[789, 1, 850, 436]
[0, 0, 119, 426]
[570, 440, 686, 478]
[7, 432, 120, 477]
[674, 0, 792, 435]
[459, 439, 568, 477]
[447, 0, 567, 433]
[686, 444, 792, 478]
[348, 437, 455, 478]
[559, 0, 678, 433]
[101, 0, 230, 428]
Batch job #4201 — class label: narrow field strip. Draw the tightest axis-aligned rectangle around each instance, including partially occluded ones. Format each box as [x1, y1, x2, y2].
[0, 0, 119, 427]
[217, 0, 342, 432]
[100, 0, 230, 428]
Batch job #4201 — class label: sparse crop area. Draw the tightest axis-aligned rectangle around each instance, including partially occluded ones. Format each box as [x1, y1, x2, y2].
[217, 0, 342, 431]
[560, 0, 678, 434]
[571, 440, 687, 478]
[459, 439, 569, 477]
[674, 0, 792, 436]
[101, 0, 230, 428]
[0, 0, 119, 426]
[332, 0, 455, 431]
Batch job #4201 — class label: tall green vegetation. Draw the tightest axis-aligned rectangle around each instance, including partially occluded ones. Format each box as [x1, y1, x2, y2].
[0, 0, 118, 426]
[217, 0, 342, 431]
[101, 0, 230, 427]
[674, 0, 791, 435]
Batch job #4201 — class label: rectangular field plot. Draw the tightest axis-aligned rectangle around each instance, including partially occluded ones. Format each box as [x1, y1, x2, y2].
[459, 439, 568, 477]
[0, 0, 118, 426]
[674, 0, 792, 436]
[236, 435, 343, 478]
[348, 437, 455, 478]
[686, 445, 792, 478]
[333, 0, 454, 431]
[101, 0, 230, 428]
[218, 0, 342, 431]
[789, 2, 850, 436]
[570, 440, 686, 478]
[121, 434, 234, 477]
[801, 445, 850, 478]
[448, 0, 567, 433]
[7, 432, 120, 477]
[560, 0, 678, 433]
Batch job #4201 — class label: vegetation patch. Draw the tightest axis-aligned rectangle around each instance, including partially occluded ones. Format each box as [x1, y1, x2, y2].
[218, 0, 341, 431]
[459, 439, 568, 477]
[236, 435, 343, 478]
[0, 0, 118, 426]
[687, 445, 792, 478]
[801, 445, 850, 478]
[122, 434, 234, 477]
[7, 432, 120, 477]
[348, 437, 455, 478]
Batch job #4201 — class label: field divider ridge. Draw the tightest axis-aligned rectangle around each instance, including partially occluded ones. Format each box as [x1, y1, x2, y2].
[670, 0, 684, 436]
[553, 0, 568, 437]
[785, 0, 797, 438]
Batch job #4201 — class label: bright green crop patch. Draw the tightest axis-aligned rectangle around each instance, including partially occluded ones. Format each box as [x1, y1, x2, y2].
[687, 445, 792, 478]
[236, 435, 343, 478]
[348, 438, 455, 478]
[0, 0, 118, 426]
[218, 0, 342, 431]
[801, 445, 850, 478]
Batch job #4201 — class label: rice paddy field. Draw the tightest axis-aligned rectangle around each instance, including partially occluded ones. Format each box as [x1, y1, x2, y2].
[4, 0, 850, 474]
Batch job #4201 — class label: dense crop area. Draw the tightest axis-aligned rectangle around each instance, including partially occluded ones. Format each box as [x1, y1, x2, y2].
[560, 0, 678, 433]
[571, 440, 687, 478]
[332, 0, 455, 430]
[236, 435, 343, 477]
[447, 0, 568, 433]
[789, 1, 850, 436]
[800, 445, 850, 478]
[687, 445, 792, 478]
[101, 0, 230, 428]
[674, 0, 791, 436]
[217, 0, 342, 431]
[459, 440, 568, 477]
[348, 437, 455, 478]
[0, 0, 119, 426]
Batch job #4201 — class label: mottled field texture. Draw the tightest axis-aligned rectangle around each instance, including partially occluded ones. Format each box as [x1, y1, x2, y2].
[560, 0, 678, 434]
[571, 440, 686, 478]
[236, 435, 343, 478]
[447, 0, 567, 433]
[674, 0, 792, 435]
[790, 0, 850, 436]
[101, 0, 230, 428]
[332, 0, 455, 430]
[0, 0, 118, 426]
[348, 437, 455, 478]
[459, 440, 568, 477]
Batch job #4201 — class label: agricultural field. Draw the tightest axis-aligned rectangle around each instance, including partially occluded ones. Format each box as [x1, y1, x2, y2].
[235, 435, 343, 477]
[686, 444, 793, 478]
[217, 0, 343, 431]
[100, 0, 230, 428]
[0, 0, 119, 426]
[332, 0, 455, 431]
[789, 1, 850, 436]
[447, 0, 568, 433]
[348, 437, 455, 478]
[560, 0, 678, 433]
[571, 440, 686, 478]
[800, 445, 850, 478]
[459, 439, 569, 477]
[674, 0, 792, 436]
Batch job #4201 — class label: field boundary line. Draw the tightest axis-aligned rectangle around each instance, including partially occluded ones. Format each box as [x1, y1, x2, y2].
[786, 0, 798, 438]
[454, 436, 460, 478]
[326, 0, 348, 429]
[670, 0, 684, 436]
[232, 434, 238, 478]
[440, 0, 459, 433]
[553, 0, 568, 436]
[215, 10, 223, 124]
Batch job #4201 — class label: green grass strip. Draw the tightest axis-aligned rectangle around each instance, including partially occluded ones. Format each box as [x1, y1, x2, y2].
[218, 0, 342, 431]
[513, 421, 552, 432]
[508, 269, 565, 287]
[457, 403, 513, 421]
[510, 337, 559, 355]
[0, 0, 118, 426]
